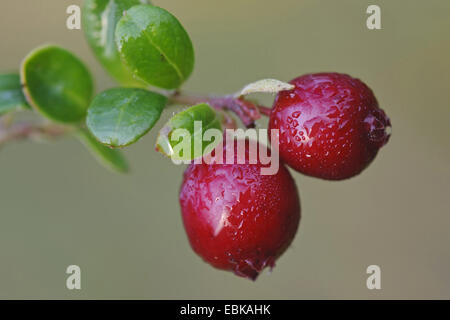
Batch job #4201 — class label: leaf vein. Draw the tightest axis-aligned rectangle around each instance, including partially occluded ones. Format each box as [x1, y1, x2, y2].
[126, 18, 184, 83]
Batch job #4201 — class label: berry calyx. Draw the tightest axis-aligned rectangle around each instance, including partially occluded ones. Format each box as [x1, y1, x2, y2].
[269, 72, 391, 180]
[179, 139, 301, 280]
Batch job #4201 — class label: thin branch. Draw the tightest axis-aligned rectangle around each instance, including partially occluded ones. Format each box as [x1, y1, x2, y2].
[0, 90, 273, 148]
[168, 92, 271, 127]
[0, 119, 72, 146]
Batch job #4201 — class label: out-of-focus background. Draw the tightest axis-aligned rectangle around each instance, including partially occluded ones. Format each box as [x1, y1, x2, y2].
[0, 0, 449, 299]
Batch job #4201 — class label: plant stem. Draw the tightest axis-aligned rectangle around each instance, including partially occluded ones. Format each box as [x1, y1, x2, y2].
[257, 105, 272, 116]
[0, 90, 273, 147]
[0, 118, 71, 146]
[168, 91, 271, 127]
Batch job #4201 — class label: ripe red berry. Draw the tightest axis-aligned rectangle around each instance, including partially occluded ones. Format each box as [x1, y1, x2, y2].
[269, 73, 391, 180]
[179, 139, 300, 280]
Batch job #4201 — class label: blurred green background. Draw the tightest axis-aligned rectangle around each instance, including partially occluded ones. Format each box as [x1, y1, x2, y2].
[0, 0, 449, 299]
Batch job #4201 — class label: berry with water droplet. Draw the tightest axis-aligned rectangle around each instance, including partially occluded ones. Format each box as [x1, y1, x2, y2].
[179, 139, 301, 280]
[269, 72, 391, 180]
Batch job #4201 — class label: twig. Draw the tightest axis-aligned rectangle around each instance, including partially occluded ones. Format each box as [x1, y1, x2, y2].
[0, 91, 273, 147]
[168, 92, 271, 127]
[0, 119, 72, 146]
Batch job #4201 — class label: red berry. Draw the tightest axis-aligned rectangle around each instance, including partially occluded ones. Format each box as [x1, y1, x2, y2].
[269, 73, 391, 180]
[179, 139, 300, 280]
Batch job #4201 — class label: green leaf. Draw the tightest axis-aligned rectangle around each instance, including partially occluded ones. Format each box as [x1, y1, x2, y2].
[77, 128, 129, 173]
[21, 45, 94, 123]
[115, 4, 195, 89]
[156, 103, 222, 162]
[86, 87, 167, 147]
[82, 0, 149, 87]
[0, 73, 30, 115]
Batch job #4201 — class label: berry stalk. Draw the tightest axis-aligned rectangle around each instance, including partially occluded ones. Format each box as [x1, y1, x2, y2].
[168, 91, 271, 127]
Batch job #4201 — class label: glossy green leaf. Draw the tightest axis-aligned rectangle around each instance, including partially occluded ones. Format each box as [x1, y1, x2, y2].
[82, 0, 149, 87]
[77, 129, 129, 173]
[86, 87, 167, 147]
[0, 73, 30, 115]
[21, 45, 94, 123]
[115, 4, 195, 89]
[156, 103, 222, 161]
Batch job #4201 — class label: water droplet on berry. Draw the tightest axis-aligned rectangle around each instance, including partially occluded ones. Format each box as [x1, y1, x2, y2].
[292, 111, 301, 118]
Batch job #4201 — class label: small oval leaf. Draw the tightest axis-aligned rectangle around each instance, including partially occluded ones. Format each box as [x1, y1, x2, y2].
[156, 103, 222, 162]
[82, 0, 149, 87]
[77, 129, 129, 173]
[0, 73, 30, 115]
[236, 78, 295, 97]
[87, 87, 167, 147]
[116, 4, 195, 89]
[21, 45, 94, 123]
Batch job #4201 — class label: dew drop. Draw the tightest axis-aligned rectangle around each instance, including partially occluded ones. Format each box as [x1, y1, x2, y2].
[292, 111, 301, 118]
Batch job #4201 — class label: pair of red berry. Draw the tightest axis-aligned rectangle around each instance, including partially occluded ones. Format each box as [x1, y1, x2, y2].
[180, 73, 391, 280]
